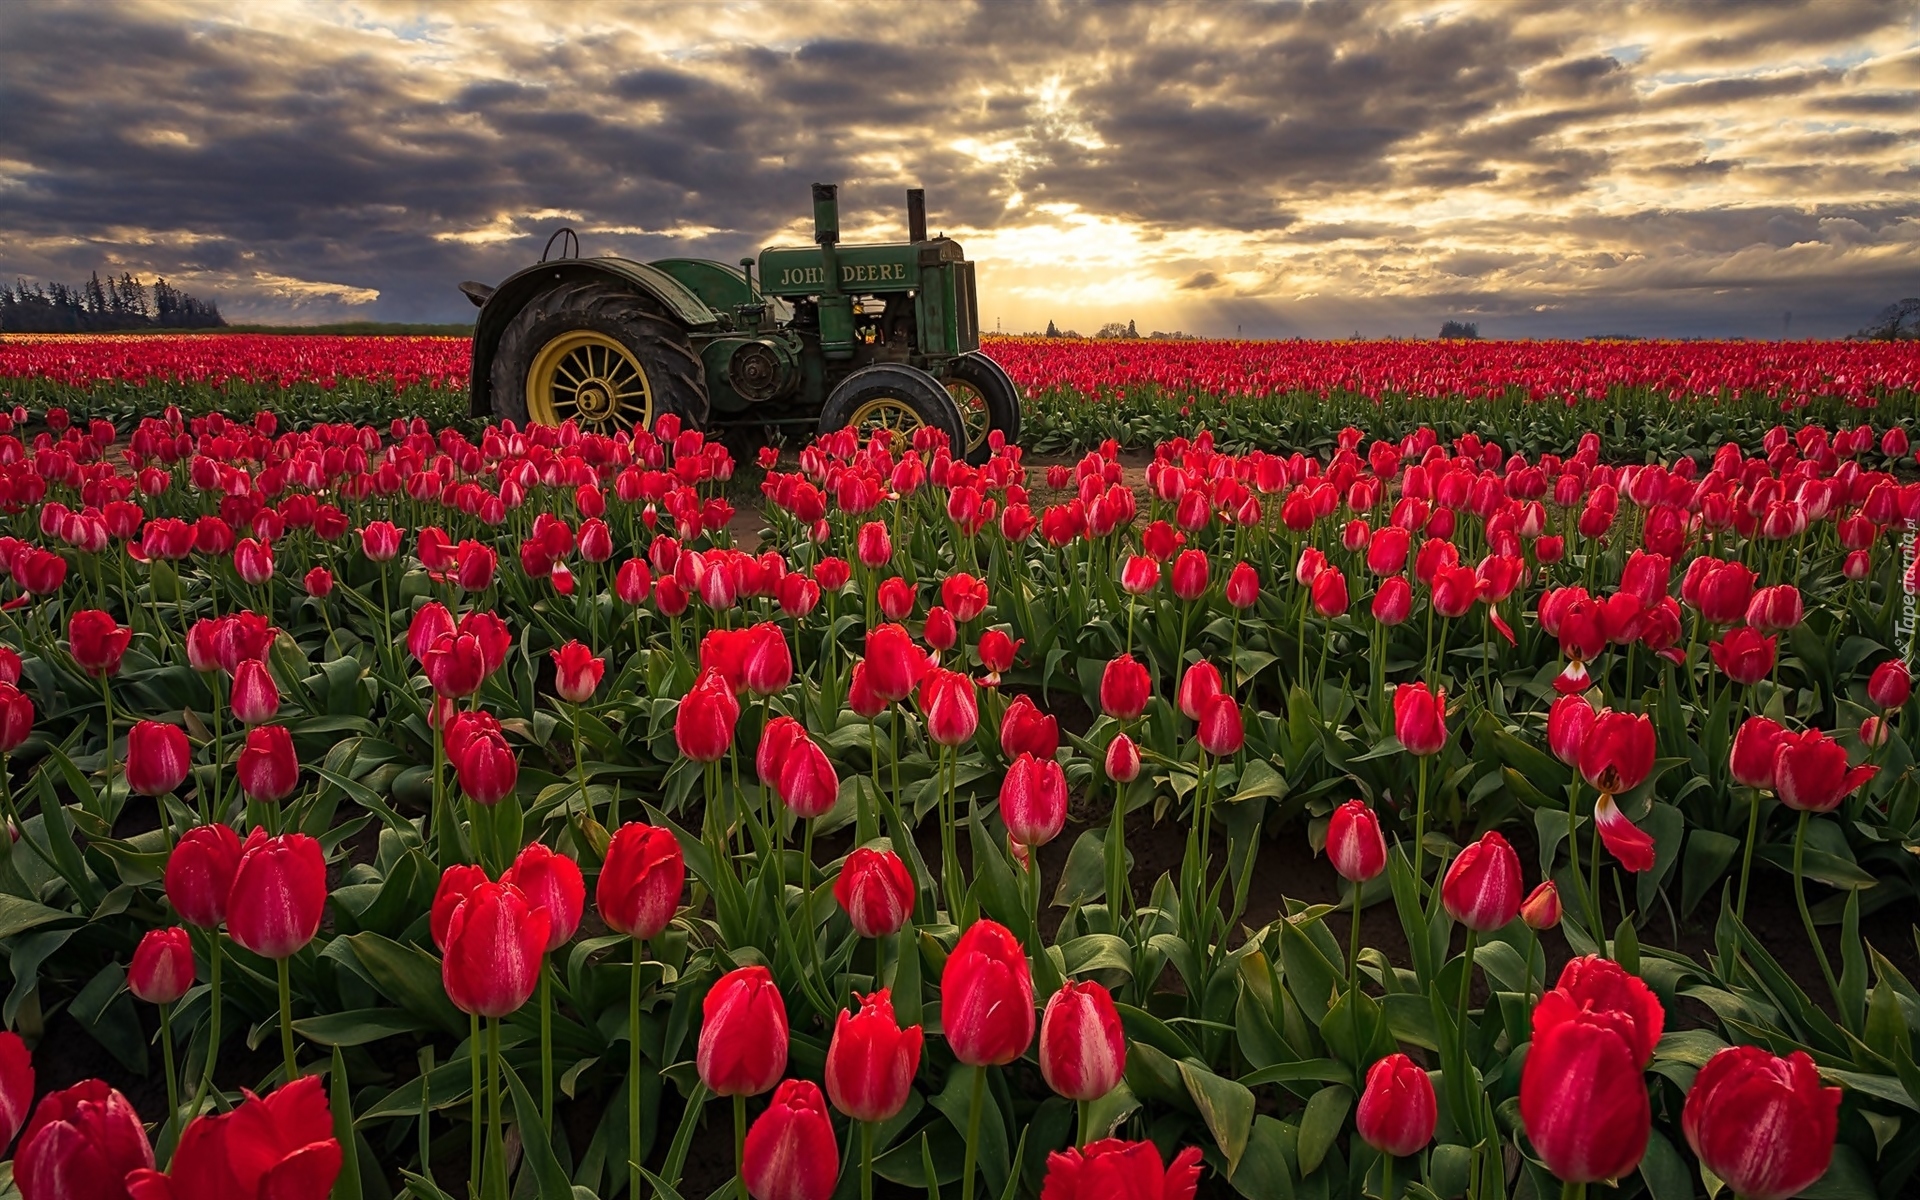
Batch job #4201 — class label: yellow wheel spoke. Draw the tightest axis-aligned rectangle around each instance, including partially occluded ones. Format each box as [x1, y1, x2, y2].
[527, 329, 654, 431]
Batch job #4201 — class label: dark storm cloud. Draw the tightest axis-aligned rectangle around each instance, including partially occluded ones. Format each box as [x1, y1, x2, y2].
[0, 0, 1915, 335]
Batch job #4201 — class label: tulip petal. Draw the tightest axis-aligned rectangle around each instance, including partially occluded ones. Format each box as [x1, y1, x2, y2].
[1595, 796, 1657, 873]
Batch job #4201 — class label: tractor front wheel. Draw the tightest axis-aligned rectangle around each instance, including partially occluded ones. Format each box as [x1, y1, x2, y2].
[945, 351, 1022, 464]
[818, 363, 968, 453]
[489, 280, 708, 434]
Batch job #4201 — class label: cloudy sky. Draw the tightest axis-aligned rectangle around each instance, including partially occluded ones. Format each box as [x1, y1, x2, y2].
[2, 0, 1917, 337]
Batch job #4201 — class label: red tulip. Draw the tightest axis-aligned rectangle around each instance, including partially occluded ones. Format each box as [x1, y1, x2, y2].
[741, 623, 793, 696]
[825, 989, 923, 1123]
[1104, 732, 1141, 783]
[1682, 1047, 1839, 1200]
[578, 518, 613, 563]
[503, 842, 586, 951]
[1002, 752, 1068, 848]
[123, 1074, 339, 1200]
[430, 864, 489, 953]
[1862, 714, 1890, 747]
[877, 577, 915, 620]
[1327, 800, 1386, 882]
[229, 658, 279, 725]
[126, 720, 190, 797]
[440, 880, 550, 1018]
[360, 521, 401, 561]
[777, 734, 840, 819]
[847, 660, 885, 718]
[675, 668, 740, 762]
[447, 717, 517, 806]
[741, 1079, 838, 1200]
[1371, 575, 1412, 625]
[406, 602, 455, 663]
[698, 965, 789, 1096]
[1869, 659, 1911, 709]
[918, 668, 978, 747]
[227, 830, 327, 959]
[1578, 710, 1654, 795]
[1709, 626, 1775, 685]
[814, 556, 851, 592]
[1119, 554, 1159, 595]
[1355, 1053, 1436, 1157]
[551, 641, 605, 703]
[1225, 561, 1259, 609]
[1039, 980, 1125, 1101]
[1310, 567, 1350, 617]
[1547, 694, 1595, 767]
[0, 681, 34, 753]
[941, 573, 989, 622]
[1367, 526, 1412, 575]
[834, 847, 915, 937]
[597, 821, 685, 939]
[1520, 881, 1561, 930]
[998, 694, 1059, 760]
[233, 537, 274, 585]
[1038, 1139, 1202, 1200]
[129, 927, 195, 1005]
[1689, 559, 1756, 625]
[423, 631, 487, 698]
[615, 558, 653, 605]
[1594, 795, 1656, 872]
[1100, 654, 1151, 721]
[1519, 1009, 1650, 1184]
[1169, 549, 1209, 601]
[0, 1030, 30, 1154]
[977, 629, 1020, 680]
[1176, 661, 1222, 721]
[923, 606, 957, 652]
[1532, 955, 1665, 1067]
[237, 724, 298, 803]
[302, 566, 333, 598]
[1393, 683, 1446, 755]
[454, 541, 497, 591]
[1745, 584, 1803, 632]
[1196, 693, 1244, 756]
[67, 609, 131, 676]
[864, 623, 931, 703]
[856, 520, 891, 568]
[942, 919, 1035, 1066]
[165, 822, 242, 928]
[1773, 728, 1877, 812]
[1441, 831, 1522, 931]
[15, 1080, 153, 1200]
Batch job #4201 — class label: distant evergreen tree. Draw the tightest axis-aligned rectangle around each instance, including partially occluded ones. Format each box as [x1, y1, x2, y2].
[1127, 319, 1137, 337]
[0, 269, 223, 332]
[1045, 319, 1059, 337]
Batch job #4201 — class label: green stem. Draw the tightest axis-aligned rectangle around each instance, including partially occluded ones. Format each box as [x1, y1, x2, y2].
[630, 941, 644, 1200]
[470, 1012, 482, 1188]
[1075, 1099, 1089, 1148]
[276, 956, 296, 1082]
[540, 963, 554, 1130]
[960, 1065, 987, 1200]
[1382, 1154, 1393, 1200]
[1411, 755, 1429, 887]
[489, 1017, 504, 1194]
[733, 1093, 747, 1184]
[1793, 810, 1840, 1004]
[1736, 786, 1762, 922]
[1455, 928, 1478, 1045]
[1348, 878, 1365, 1066]
[1560, 1182, 1586, 1200]
[1589, 803, 1605, 946]
[159, 1001, 179, 1150]
[189, 933, 222, 1117]
[861, 1119, 875, 1200]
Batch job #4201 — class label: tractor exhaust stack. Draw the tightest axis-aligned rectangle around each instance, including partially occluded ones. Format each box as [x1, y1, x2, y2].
[907, 189, 927, 243]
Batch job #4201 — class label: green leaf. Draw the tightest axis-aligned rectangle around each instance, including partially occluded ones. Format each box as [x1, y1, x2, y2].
[1239, 1059, 1351, 1088]
[330, 1046, 364, 1200]
[1227, 758, 1286, 804]
[1052, 829, 1110, 907]
[1533, 805, 1577, 881]
[0, 895, 76, 940]
[1754, 841, 1878, 890]
[1680, 829, 1741, 917]
[1178, 1059, 1255, 1174]
[1639, 1130, 1691, 1200]
[505, 1062, 574, 1200]
[339, 933, 467, 1038]
[1277, 916, 1341, 1027]
[1295, 1084, 1352, 1177]
[70, 963, 145, 1074]
[1229, 1116, 1298, 1200]
[294, 1008, 434, 1047]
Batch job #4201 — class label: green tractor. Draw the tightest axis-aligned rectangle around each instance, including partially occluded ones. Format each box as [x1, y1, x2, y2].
[460, 184, 1019, 462]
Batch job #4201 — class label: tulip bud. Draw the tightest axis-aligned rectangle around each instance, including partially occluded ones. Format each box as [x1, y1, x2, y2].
[1355, 1053, 1436, 1157]
[1169, 550, 1209, 601]
[303, 566, 334, 598]
[742, 1079, 839, 1200]
[597, 821, 685, 939]
[675, 668, 740, 762]
[1393, 683, 1446, 755]
[1371, 575, 1413, 625]
[1440, 831, 1522, 931]
[165, 822, 242, 928]
[1038, 1140, 1202, 1200]
[1869, 659, 1911, 709]
[777, 735, 840, 819]
[502, 842, 586, 951]
[237, 724, 299, 802]
[441, 881, 550, 1018]
[923, 605, 957, 652]
[1520, 1012, 1651, 1184]
[1176, 661, 1221, 721]
[227, 830, 327, 959]
[918, 668, 978, 747]
[129, 927, 195, 1005]
[1196, 693, 1244, 756]
[825, 989, 923, 1123]
[1520, 881, 1561, 930]
[1547, 693, 1595, 766]
[998, 695, 1059, 760]
[0, 682, 34, 754]
[1681, 1046, 1839, 1200]
[1326, 800, 1386, 882]
[1001, 752, 1068, 849]
[229, 658, 280, 725]
[15, 1081, 154, 1200]
[1104, 732, 1141, 783]
[126, 720, 191, 797]
[1099, 654, 1151, 721]
[1578, 710, 1655, 796]
[698, 965, 790, 1097]
[1225, 561, 1259, 609]
[1039, 980, 1125, 1101]
[942, 919, 1035, 1066]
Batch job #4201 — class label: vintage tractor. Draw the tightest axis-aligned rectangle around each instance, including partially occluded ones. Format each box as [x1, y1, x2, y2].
[460, 184, 1019, 462]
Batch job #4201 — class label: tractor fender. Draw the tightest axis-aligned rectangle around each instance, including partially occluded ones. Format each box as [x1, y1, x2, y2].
[467, 258, 721, 417]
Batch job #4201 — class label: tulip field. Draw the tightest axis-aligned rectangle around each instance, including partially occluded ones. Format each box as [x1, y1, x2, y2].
[0, 333, 1916, 1200]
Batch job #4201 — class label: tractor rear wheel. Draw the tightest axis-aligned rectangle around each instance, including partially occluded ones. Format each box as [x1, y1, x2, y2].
[489, 280, 708, 434]
[945, 351, 1021, 464]
[818, 363, 968, 453]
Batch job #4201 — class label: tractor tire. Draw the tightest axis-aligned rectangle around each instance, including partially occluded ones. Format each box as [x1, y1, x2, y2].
[947, 351, 1022, 464]
[818, 363, 968, 454]
[488, 280, 708, 433]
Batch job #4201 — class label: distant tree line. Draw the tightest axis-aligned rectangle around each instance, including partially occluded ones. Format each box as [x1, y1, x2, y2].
[1031, 318, 1197, 340]
[0, 271, 224, 332]
[1853, 299, 1920, 341]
